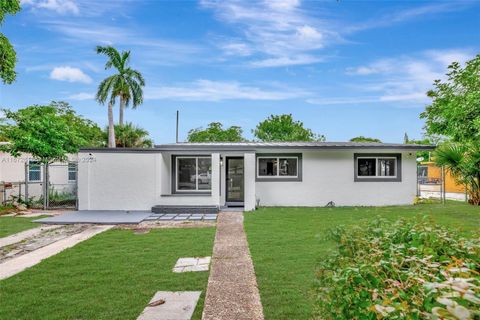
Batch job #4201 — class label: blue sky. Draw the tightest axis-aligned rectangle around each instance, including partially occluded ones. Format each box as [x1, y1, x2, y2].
[1, 0, 479, 144]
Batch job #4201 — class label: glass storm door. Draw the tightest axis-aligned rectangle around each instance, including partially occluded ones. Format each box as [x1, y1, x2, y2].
[226, 157, 244, 206]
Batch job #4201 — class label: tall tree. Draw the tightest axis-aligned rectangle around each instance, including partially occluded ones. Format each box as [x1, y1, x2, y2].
[420, 54, 480, 143]
[349, 136, 382, 143]
[0, 0, 21, 84]
[253, 114, 325, 142]
[0, 102, 102, 163]
[187, 122, 245, 142]
[104, 122, 153, 148]
[96, 46, 145, 127]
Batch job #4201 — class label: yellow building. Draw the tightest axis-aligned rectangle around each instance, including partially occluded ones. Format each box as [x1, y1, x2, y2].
[418, 161, 465, 193]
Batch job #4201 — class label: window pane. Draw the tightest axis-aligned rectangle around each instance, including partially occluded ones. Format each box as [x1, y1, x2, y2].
[29, 161, 41, 181]
[197, 158, 212, 190]
[358, 158, 376, 176]
[378, 159, 396, 176]
[279, 158, 297, 176]
[177, 158, 196, 190]
[68, 163, 77, 181]
[258, 158, 277, 176]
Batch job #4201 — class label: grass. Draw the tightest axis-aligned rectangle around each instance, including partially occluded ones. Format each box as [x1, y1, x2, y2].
[244, 202, 480, 320]
[0, 215, 44, 238]
[0, 227, 215, 320]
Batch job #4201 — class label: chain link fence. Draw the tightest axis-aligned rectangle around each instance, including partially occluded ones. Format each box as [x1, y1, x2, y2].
[417, 163, 468, 202]
[0, 161, 78, 209]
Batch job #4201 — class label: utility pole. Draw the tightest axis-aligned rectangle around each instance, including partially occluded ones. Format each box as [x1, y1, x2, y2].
[176, 110, 179, 143]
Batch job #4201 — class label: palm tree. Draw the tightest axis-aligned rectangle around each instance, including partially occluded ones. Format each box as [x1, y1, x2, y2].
[103, 122, 153, 148]
[434, 142, 480, 205]
[96, 46, 145, 128]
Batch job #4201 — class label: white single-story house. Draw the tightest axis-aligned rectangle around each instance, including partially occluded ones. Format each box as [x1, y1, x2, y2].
[77, 142, 434, 211]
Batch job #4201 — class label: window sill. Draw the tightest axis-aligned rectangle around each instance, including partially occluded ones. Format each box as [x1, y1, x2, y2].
[354, 177, 401, 182]
[256, 177, 302, 182]
[161, 193, 212, 197]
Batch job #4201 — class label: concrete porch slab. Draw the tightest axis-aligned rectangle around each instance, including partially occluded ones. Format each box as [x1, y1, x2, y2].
[137, 291, 201, 320]
[34, 211, 152, 225]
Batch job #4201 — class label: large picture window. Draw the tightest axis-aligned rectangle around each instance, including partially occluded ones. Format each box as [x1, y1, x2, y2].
[257, 154, 301, 180]
[354, 153, 401, 182]
[175, 156, 212, 192]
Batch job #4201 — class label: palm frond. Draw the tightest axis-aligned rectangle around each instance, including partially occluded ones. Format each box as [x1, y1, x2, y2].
[126, 77, 144, 108]
[96, 46, 122, 70]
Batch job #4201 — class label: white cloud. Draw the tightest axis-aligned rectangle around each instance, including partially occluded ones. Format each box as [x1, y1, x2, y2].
[50, 66, 92, 83]
[21, 0, 79, 15]
[67, 92, 94, 100]
[220, 42, 252, 56]
[347, 2, 473, 33]
[145, 79, 308, 101]
[201, 0, 338, 67]
[311, 49, 475, 107]
[250, 55, 323, 68]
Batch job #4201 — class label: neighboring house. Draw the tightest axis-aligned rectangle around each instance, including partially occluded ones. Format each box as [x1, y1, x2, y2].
[0, 152, 77, 204]
[418, 161, 466, 201]
[78, 142, 434, 211]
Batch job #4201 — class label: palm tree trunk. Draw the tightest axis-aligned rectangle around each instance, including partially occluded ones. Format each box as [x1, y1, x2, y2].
[119, 97, 125, 127]
[108, 102, 116, 148]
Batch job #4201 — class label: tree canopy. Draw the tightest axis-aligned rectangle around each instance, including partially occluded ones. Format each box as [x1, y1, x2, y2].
[420, 54, 480, 143]
[349, 136, 382, 143]
[0, 102, 103, 163]
[0, 0, 21, 84]
[253, 114, 325, 142]
[187, 122, 245, 142]
[105, 122, 153, 148]
[96, 45, 145, 126]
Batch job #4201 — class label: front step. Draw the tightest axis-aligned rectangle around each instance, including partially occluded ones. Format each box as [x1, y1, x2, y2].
[151, 205, 219, 214]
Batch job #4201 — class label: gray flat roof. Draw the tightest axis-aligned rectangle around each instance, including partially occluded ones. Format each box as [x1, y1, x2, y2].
[80, 141, 435, 153]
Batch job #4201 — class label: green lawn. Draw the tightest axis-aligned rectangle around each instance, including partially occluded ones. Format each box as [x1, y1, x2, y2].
[244, 202, 480, 320]
[0, 215, 43, 238]
[0, 227, 215, 320]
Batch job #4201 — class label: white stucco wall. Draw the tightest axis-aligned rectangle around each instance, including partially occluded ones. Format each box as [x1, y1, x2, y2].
[78, 151, 221, 210]
[255, 149, 417, 207]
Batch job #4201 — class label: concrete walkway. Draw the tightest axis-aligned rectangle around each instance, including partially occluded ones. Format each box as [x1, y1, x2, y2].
[0, 225, 113, 280]
[202, 212, 264, 320]
[0, 225, 61, 248]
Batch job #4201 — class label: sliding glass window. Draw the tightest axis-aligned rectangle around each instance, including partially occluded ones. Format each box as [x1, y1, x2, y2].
[176, 156, 212, 192]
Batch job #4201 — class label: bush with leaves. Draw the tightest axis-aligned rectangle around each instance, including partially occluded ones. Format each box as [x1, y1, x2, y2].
[315, 218, 480, 319]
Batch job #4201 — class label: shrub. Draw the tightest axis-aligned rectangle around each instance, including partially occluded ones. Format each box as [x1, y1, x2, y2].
[315, 218, 480, 319]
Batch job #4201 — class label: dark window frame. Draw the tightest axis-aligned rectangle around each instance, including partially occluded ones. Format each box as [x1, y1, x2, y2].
[171, 155, 212, 194]
[354, 153, 402, 182]
[256, 153, 302, 182]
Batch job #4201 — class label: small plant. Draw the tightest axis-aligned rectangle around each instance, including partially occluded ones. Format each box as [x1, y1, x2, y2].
[315, 218, 480, 319]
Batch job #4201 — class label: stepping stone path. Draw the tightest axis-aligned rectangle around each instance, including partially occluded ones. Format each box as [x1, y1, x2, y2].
[202, 211, 264, 320]
[143, 213, 217, 222]
[137, 291, 201, 320]
[173, 257, 211, 273]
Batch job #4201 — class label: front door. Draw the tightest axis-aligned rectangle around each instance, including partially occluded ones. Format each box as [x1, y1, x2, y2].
[226, 157, 244, 206]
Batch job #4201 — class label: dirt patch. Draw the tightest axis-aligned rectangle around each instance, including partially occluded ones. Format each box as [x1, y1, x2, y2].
[0, 224, 91, 263]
